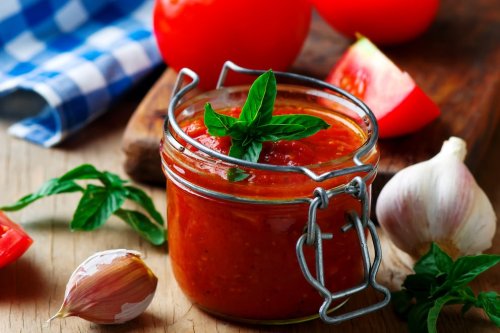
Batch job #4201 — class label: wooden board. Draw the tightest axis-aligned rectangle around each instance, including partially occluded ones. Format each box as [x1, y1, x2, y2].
[123, 0, 499, 186]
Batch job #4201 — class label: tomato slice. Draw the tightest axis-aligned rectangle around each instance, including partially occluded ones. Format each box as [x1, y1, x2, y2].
[326, 38, 440, 138]
[0, 212, 33, 268]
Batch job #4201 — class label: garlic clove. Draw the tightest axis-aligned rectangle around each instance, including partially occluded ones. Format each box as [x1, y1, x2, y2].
[376, 136, 497, 259]
[49, 249, 158, 324]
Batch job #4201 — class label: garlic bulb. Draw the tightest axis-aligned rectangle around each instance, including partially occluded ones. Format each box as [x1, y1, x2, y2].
[376, 137, 496, 259]
[49, 249, 158, 324]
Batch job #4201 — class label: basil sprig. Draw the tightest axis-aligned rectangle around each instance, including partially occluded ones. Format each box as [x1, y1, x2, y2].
[393, 243, 500, 333]
[204, 70, 330, 181]
[0, 164, 165, 245]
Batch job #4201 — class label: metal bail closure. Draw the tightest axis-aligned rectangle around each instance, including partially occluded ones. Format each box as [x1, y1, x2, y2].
[295, 177, 391, 324]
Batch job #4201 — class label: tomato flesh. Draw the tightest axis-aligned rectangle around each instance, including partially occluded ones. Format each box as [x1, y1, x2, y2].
[327, 38, 440, 138]
[0, 212, 33, 268]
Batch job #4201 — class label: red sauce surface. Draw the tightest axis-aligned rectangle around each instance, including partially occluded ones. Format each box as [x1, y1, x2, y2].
[163, 106, 377, 322]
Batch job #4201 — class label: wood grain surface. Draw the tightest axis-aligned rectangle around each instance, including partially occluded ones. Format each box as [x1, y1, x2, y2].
[123, 0, 500, 185]
[0, 82, 498, 333]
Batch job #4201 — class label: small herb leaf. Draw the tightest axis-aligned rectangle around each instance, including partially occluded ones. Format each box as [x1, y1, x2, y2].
[204, 103, 237, 137]
[59, 164, 102, 181]
[408, 301, 433, 333]
[394, 243, 500, 333]
[124, 186, 164, 226]
[434, 254, 500, 295]
[114, 209, 165, 246]
[414, 243, 453, 276]
[0, 179, 83, 211]
[229, 140, 262, 163]
[71, 185, 126, 231]
[258, 114, 330, 141]
[240, 70, 276, 126]
[477, 292, 500, 327]
[427, 294, 462, 333]
[202, 70, 330, 181]
[227, 168, 250, 182]
[0, 164, 165, 245]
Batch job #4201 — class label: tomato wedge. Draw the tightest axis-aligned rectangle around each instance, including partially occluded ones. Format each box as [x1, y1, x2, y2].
[0, 212, 33, 268]
[326, 38, 440, 138]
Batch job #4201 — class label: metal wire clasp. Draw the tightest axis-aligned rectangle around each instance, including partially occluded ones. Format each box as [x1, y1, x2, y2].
[296, 177, 391, 324]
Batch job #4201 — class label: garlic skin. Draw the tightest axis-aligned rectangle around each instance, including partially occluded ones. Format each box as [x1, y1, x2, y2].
[49, 249, 158, 324]
[376, 137, 496, 259]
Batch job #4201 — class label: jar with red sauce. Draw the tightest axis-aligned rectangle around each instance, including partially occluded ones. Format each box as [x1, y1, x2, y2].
[161, 62, 390, 324]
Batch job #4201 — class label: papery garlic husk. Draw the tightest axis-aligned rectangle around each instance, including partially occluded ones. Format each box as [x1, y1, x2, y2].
[49, 249, 158, 324]
[376, 136, 497, 259]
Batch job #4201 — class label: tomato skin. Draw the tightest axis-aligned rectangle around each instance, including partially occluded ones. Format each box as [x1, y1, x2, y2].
[310, 0, 439, 44]
[0, 212, 33, 269]
[326, 38, 440, 138]
[153, 0, 312, 89]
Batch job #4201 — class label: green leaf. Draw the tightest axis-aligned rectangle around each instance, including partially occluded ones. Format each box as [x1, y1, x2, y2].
[434, 254, 500, 295]
[227, 168, 250, 182]
[477, 292, 500, 327]
[414, 243, 454, 276]
[100, 171, 127, 188]
[59, 164, 103, 181]
[427, 294, 463, 333]
[114, 209, 165, 245]
[257, 114, 330, 141]
[0, 178, 83, 211]
[392, 290, 414, 318]
[204, 103, 237, 137]
[403, 273, 438, 300]
[124, 186, 164, 226]
[229, 140, 262, 163]
[408, 301, 433, 333]
[240, 70, 276, 127]
[71, 185, 126, 230]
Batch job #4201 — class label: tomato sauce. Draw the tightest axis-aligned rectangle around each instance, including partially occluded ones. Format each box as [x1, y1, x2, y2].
[162, 105, 378, 322]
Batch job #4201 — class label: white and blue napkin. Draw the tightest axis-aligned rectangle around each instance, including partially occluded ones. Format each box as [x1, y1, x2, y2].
[0, 0, 162, 147]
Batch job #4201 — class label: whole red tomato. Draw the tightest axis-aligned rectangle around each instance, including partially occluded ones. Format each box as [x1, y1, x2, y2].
[310, 0, 439, 44]
[153, 0, 312, 89]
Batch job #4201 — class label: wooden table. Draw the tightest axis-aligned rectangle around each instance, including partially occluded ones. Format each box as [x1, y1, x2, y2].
[0, 72, 498, 332]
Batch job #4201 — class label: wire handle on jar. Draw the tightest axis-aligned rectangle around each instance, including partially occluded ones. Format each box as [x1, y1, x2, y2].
[296, 177, 391, 324]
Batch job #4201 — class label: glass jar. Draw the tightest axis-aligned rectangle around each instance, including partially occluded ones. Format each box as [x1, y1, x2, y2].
[161, 62, 390, 324]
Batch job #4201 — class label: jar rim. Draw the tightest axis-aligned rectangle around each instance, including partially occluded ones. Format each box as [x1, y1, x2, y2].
[164, 82, 379, 183]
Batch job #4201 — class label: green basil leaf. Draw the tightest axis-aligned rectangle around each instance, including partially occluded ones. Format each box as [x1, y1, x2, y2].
[414, 243, 454, 276]
[59, 164, 103, 181]
[392, 290, 414, 318]
[240, 70, 276, 127]
[124, 186, 164, 226]
[227, 167, 250, 182]
[71, 185, 126, 230]
[100, 171, 127, 188]
[477, 292, 500, 327]
[257, 114, 330, 141]
[256, 123, 306, 141]
[403, 273, 438, 299]
[229, 140, 262, 163]
[408, 301, 433, 333]
[434, 255, 500, 295]
[114, 209, 165, 245]
[227, 121, 249, 141]
[0, 179, 83, 211]
[204, 103, 237, 137]
[427, 294, 463, 333]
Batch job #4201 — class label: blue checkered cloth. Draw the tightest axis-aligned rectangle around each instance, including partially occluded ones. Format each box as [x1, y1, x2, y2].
[0, 0, 162, 147]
